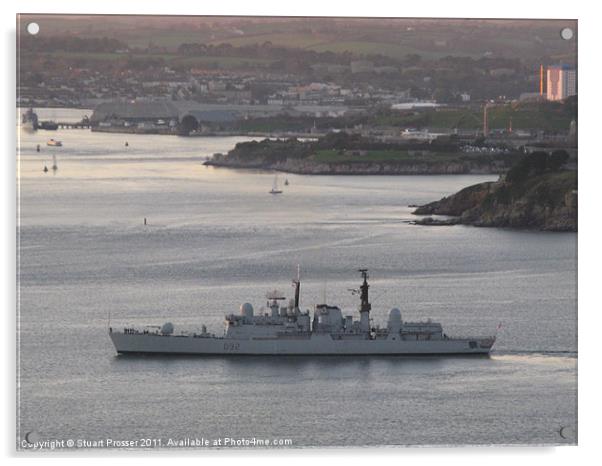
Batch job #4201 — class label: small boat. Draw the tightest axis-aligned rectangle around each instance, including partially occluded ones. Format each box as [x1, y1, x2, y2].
[269, 175, 283, 194]
[284, 178, 289, 186]
[47, 139, 62, 147]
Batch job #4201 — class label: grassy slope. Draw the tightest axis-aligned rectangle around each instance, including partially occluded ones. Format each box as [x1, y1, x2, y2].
[20, 16, 576, 61]
[313, 149, 492, 164]
[487, 170, 576, 210]
[415, 170, 577, 230]
[382, 104, 574, 132]
[25, 51, 276, 69]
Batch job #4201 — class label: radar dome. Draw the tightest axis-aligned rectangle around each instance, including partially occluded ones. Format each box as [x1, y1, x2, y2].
[389, 308, 401, 321]
[240, 303, 254, 317]
[161, 322, 174, 335]
[388, 308, 402, 332]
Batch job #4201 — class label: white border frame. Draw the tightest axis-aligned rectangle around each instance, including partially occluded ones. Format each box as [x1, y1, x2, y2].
[3, 1, 600, 464]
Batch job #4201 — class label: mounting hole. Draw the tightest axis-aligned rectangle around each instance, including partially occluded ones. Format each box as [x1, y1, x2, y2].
[560, 27, 573, 40]
[27, 22, 40, 35]
[24, 430, 40, 444]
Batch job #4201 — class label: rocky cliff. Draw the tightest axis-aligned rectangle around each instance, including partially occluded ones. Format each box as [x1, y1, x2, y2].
[413, 170, 577, 231]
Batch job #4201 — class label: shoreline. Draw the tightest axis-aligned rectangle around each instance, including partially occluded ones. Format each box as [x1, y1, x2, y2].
[91, 127, 322, 138]
[203, 159, 506, 176]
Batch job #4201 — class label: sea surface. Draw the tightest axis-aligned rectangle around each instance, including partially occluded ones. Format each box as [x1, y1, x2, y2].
[17, 112, 577, 449]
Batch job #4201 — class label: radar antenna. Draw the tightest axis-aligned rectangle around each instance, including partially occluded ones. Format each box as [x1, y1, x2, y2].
[266, 289, 286, 309]
[266, 290, 286, 300]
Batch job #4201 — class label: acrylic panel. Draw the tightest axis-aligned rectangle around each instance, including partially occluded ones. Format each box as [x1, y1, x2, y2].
[16, 14, 577, 450]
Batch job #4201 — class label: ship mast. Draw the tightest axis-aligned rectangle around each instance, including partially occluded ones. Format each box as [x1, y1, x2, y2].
[358, 269, 371, 312]
[293, 265, 301, 310]
[358, 269, 371, 332]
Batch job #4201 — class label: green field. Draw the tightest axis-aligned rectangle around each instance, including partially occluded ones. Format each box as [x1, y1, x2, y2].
[31, 51, 128, 61]
[377, 104, 575, 132]
[209, 32, 331, 50]
[125, 31, 215, 49]
[306, 40, 482, 60]
[24, 51, 276, 69]
[206, 35, 481, 61]
[171, 55, 276, 69]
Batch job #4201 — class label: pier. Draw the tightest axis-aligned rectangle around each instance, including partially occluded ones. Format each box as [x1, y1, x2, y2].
[36, 119, 91, 130]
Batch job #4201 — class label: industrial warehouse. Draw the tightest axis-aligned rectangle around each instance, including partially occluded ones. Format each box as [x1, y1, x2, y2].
[90, 99, 353, 135]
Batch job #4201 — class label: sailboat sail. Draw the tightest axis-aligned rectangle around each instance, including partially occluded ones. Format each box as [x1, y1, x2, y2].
[270, 174, 282, 194]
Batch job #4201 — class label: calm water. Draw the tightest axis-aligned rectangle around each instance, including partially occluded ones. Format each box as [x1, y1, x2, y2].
[17, 116, 577, 449]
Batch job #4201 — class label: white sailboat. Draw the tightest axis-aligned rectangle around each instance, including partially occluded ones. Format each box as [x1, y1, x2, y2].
[269, 175, 283, 194]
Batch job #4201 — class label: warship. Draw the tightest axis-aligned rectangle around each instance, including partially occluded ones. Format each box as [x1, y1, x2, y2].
[109, 269, 496, 356]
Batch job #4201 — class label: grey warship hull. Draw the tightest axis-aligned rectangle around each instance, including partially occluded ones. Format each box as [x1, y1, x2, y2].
[110, 332, 494, 356]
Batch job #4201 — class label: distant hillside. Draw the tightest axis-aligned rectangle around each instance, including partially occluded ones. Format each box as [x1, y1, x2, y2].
[19, 16, 577, 61]
[413, 151, 577, 231]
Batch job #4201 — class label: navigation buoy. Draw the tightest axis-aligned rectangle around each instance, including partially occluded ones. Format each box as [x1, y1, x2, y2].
[36, 144, 40, 153]
[43, 165, 48, 173]
[144, 217, 147, 225]
[125, 141, 129, 147]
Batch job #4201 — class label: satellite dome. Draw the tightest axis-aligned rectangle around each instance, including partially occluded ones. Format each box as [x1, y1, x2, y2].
[389, 308, 401, 320]
[161, 322, 174, 335]
[240, 302, 254, 317]
[388, 308, 402, 332]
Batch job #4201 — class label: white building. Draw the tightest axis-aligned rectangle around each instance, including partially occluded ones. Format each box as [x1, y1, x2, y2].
[547, 65, 577, 101]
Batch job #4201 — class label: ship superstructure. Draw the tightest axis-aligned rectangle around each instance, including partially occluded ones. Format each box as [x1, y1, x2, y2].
[21, 107, 38, 131]
[110, 269, 496, 355]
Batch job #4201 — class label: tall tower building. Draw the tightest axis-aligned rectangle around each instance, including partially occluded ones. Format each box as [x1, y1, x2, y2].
[547, 65, 577, 101]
